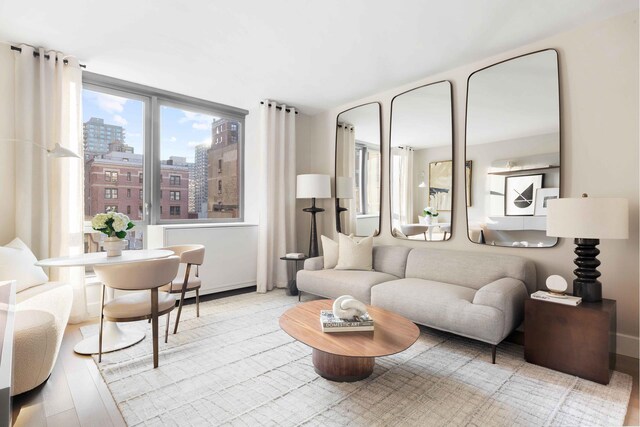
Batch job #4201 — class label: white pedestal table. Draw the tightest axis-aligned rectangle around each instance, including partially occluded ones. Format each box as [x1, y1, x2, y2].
[36, 250, 174, 355]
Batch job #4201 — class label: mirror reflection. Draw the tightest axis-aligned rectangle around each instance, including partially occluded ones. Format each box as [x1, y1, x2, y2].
[335, 103, 381, 236]
[389, 81, 453, 241]
[465, 49, 560, 248]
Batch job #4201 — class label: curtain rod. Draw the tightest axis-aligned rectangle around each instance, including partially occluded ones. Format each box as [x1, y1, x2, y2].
[260, 101, 298, 114]
[10, 45, 87, 69]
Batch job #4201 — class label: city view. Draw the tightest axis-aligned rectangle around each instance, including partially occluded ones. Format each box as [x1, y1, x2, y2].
[82, 89, 241, 225]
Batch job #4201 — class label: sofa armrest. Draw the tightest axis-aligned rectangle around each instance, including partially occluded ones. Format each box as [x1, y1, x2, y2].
[304, 256, 324, 271]
[473, 277, 528, 338]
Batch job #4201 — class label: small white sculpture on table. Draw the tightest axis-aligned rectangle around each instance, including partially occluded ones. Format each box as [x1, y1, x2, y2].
[333, 295, 368, 320]
[546, 275, 568, 296]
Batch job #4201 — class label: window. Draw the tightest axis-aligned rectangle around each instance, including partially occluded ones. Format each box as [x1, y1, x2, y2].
[354, 144, 380, 215]
[105, 205, 118, 212]
[84, 74, 246, 229]
[104, 171, 118, 182]
[105, 188, 118, 199]
[126, 205, 131, 214]
[217, 180, 222, 193]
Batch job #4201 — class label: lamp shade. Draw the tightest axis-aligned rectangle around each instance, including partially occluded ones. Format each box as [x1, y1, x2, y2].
[336, 176, 354, 199]
[296, 174, 331, 199]
[547, 197, 628, 239]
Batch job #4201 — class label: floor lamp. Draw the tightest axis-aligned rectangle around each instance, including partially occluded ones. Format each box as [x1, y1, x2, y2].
[547, 194, 628, 302]
[335, 176, 354, 234]
[297, 174, 331, 258]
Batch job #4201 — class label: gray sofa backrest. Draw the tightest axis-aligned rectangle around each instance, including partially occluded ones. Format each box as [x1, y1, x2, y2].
[404, 248, 536, 293]
[373, 246, 412, 278]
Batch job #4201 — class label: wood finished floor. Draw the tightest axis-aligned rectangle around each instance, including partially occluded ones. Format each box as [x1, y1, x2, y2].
[12, 318, 640, 426]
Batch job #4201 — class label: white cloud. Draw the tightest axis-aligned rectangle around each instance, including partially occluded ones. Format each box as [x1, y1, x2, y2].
[187, 138, 211, 148]
[179, 111, 214, 131]
[112, 114, 128, 126]
[94, 92, 127, 114]
[170, 136, 177, 142]
[192, 122, 210, 130]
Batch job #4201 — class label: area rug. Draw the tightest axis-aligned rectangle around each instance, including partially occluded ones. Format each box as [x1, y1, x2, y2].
[82, 290, 632, 426]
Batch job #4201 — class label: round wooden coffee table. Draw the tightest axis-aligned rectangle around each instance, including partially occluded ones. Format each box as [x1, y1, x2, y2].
[279, 299, 420, 382]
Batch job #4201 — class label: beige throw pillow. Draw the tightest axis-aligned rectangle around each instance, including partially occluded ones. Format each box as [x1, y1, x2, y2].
[335, 233, 373, 271]
[321, 235, 339, 269]
[0, 238, 49, 293]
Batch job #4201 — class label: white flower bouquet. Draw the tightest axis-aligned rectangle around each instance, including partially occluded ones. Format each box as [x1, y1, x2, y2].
[423, 206, 439, 217]
[91, 211, 135, 238]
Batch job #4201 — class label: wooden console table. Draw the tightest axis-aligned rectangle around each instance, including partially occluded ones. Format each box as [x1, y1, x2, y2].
[524, 298, 616, 385]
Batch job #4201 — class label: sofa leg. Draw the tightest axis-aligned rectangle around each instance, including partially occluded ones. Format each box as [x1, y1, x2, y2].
[491, 345, 496, 364]
[298, 291, 302, 302]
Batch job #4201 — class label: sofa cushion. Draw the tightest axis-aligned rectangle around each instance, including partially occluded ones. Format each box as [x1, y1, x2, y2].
[321, 235, 339, 269]
[372, 245, 412, 278]
[404, 248, 536, 293]
[371, 278, 505, 344]
[0, 238, 49, 293]
[297, 269, 398, 304]
[336, 234, 373, 271]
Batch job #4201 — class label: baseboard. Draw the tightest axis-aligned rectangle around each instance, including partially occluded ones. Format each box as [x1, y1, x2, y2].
[615, 333, 639, 358]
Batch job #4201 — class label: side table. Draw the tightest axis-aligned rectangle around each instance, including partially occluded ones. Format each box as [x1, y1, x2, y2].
[524, 298, 616, 385]
[280, 256, 308, 296]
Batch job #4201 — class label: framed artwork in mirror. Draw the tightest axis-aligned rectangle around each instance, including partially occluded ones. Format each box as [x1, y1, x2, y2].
[504, 174, 543, 216]
[534, 187, 559, 216]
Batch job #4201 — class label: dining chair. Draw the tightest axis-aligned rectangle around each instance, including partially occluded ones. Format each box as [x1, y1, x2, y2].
[160, 245, 205, 334]
[94, 256, 180, 368]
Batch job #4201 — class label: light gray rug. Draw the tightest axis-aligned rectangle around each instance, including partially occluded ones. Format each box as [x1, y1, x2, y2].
[83, 290, 632, 426]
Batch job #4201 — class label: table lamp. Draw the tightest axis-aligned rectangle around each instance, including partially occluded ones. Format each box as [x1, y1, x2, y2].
[335, 176, 354, 233]
[297, 174, 331, 258]
[547, 194, 628, 302]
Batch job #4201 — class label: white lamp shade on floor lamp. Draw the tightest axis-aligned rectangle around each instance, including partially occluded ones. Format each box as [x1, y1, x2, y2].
[336, 176, 354, 199]
[547, 197, 628, 239]
[296, 174, 331, 199]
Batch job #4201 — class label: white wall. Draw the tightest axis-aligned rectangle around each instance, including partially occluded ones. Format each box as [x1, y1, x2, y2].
[298, 11, 639, 356]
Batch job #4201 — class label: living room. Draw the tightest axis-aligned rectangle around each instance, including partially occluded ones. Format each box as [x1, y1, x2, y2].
[0, 1, 638, 426]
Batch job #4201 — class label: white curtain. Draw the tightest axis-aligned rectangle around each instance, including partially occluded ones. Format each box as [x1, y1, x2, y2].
[336, 123, 356, 234]
[256, 100, 296, 293]
[0, 44, 87, 323]
[391, 147, 414, 228]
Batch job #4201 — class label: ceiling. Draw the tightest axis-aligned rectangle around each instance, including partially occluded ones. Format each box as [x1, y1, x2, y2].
[0, 0, 636, 114]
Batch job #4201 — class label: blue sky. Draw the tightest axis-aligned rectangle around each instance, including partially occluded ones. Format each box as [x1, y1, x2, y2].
[82, 89, 218, 163]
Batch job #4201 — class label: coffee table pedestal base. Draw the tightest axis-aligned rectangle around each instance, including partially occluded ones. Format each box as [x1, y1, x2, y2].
[312, 349, 375, 382]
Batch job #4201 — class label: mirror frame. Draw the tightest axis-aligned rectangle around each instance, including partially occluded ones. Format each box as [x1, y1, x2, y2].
[463, 48, 561, 248]
[388, 80, 454, 242]
[334, 101, 383, 237]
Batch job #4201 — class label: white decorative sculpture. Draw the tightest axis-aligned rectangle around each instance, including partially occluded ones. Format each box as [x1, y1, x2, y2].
[332, 295, 367, 320]
[546, 275, 568, 295]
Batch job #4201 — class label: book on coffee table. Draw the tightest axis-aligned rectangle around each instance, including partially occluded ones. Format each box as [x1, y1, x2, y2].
[320, 310, 374, 332]
[531, 290, 582, 306]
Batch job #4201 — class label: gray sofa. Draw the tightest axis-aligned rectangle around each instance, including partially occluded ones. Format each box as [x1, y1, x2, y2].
[297, 246, 536, 362]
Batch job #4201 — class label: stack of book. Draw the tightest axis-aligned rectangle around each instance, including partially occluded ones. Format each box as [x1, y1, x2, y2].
[320, 310, 374, 333]
[531, 290, 582, 306]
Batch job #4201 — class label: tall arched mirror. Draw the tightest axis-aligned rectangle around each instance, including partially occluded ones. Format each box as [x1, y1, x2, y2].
[335, 102, 382, 236]
[465, 49, 560, 248]
[389, 81, 453, 241]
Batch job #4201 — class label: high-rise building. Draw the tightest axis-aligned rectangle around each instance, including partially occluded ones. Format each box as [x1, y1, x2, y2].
[194, 143, 210, 218]
[83, 117, 126, 159]
[208, 118, 240, 219]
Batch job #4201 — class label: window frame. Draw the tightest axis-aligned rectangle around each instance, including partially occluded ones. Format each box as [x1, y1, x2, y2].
[83, 72, 248, 226]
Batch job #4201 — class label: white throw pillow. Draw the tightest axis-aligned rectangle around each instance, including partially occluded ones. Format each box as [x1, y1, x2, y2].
[321, 235, 339, 269]
[0, 238, 49, 293]
[335, 234, 373, 271]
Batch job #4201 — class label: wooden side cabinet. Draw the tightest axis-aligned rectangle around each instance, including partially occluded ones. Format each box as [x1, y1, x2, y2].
[524, 298, 616, 385]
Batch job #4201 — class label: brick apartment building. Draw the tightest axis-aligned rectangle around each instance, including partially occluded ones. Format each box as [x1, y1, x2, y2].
[85, 151, 189, 220]
[208, 118, 240, 219]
